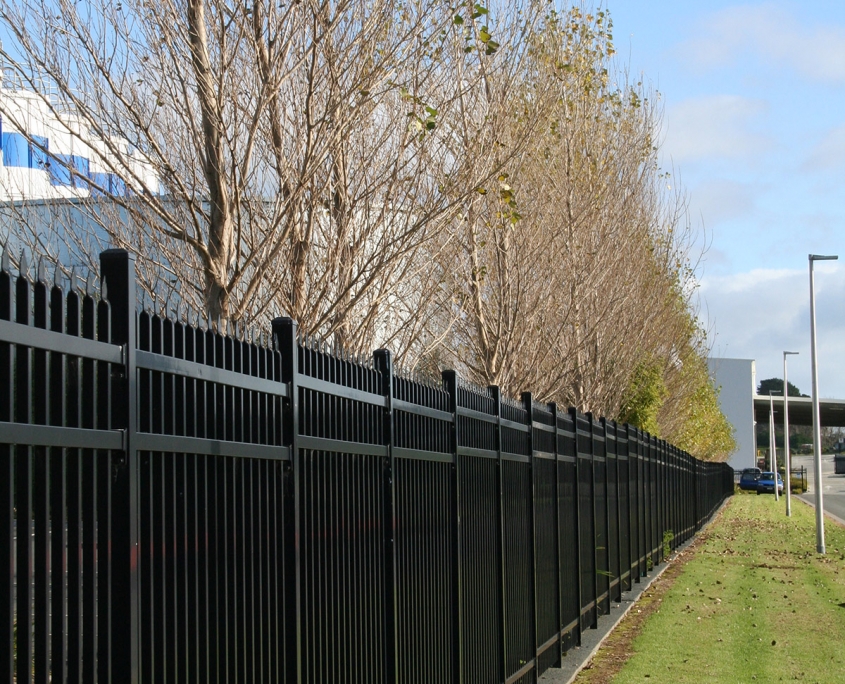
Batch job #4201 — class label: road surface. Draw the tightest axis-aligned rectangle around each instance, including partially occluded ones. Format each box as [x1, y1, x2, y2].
[791, 452, 845, 523]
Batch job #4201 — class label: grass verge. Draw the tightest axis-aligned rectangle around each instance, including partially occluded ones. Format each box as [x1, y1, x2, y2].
[574, 494, 845, 683]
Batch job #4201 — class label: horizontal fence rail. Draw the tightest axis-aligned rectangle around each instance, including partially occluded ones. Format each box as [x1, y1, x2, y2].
[0, 249, 734, 683]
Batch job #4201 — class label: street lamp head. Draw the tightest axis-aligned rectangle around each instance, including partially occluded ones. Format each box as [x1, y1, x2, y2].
[784, 351, 799, 355]
[809, 254, 838, 261]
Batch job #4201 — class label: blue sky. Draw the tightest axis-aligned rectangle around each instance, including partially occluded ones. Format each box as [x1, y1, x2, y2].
[609, 1, 845, 397]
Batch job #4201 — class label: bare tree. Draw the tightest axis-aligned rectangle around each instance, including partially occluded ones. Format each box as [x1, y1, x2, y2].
[0, 0, 533, 355]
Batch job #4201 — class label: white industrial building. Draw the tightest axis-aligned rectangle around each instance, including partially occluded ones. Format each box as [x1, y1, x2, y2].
[0, 80, 158, 202]
[707, 358, 757, 471]
[708, 357, 845, 472]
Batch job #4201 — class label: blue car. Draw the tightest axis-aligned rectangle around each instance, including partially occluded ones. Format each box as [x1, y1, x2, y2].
[757, 472, 784, 495]
[739, 468, 762, 491]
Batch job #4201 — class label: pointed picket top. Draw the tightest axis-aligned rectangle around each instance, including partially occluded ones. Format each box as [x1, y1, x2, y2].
[85, 272, 95, 297]
[19, 250, 29, 279]
[0, 245, 9, 273]
[101, 276, 109, 301]
[37, 257, 47, 284]
[69, 267, 79, 292]
[53, 262, 63, 289]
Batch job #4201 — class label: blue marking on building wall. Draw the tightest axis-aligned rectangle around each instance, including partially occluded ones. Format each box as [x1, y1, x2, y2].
[2, 132, 30, 167]
[50, 154, 91, 188]
[0, 118, 154, 196]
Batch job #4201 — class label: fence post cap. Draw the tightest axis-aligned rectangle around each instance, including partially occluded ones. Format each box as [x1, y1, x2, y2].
[100, 248, 136, 261]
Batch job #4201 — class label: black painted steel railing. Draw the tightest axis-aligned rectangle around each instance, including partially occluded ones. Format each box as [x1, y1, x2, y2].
[0, 249, 734, 684]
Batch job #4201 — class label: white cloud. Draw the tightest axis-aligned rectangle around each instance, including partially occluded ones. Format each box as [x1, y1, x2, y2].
[691, 178, 758, 225]
[701, 264, 845, 398]
[680, 3, 845, 84]
[803, 123, 845, 171]
[664, 95, 771, 163]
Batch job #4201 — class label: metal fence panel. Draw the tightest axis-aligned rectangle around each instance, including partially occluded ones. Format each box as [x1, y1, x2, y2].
[0, 247, 736, 684]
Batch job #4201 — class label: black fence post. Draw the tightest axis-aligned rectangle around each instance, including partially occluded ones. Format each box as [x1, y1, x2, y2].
[636, 428, 646, 578]
[0, 253, 11, 684]
[608, 421, 622, 602]
[442, 370, 463, 684]
[551, 402, 562, 666]
[272, 317, 301, 684]
[374, 349, 398, 684]
[570, 407, 584, 635]
[522, 390, 538, 681]
[99, 249, 139, 684]
[490, 384, 508, 682]
[589, 413, 601, 624]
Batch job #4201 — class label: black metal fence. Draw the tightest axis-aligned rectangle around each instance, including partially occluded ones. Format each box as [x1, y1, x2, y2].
[0, 249, 734, 684]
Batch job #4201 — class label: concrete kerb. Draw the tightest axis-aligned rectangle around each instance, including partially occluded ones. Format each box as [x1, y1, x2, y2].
[795, 494, 845, 528]
[538, 497, 732, 684]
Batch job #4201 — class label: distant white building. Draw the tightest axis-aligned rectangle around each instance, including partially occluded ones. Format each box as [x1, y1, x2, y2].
[0, 80, 158, 202]
[707, 357, 757, 472]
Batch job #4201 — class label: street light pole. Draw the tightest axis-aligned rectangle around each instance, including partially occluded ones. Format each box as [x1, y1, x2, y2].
[769, 390, 779, 502]
[809, 253, 837, 554]
[783, 351, 799, 517]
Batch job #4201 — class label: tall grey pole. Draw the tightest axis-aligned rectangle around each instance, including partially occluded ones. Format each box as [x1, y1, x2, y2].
[769, 391, 778, 502]
[809, 254, 837, 554]
[783, 352, 799, 517]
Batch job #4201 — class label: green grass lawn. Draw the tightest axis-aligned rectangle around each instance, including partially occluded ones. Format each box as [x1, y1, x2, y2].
[611, 493, 845, 683]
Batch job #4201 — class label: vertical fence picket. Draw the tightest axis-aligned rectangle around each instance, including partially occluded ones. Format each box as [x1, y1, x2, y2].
[32, 268, 49, 684]
[49, 269, 68, 684]
[15, 259, 33, 684]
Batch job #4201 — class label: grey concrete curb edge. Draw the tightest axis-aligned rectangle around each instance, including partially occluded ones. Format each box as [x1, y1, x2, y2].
[538, 497, 732, 684]
[795, 494, 845, 528]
